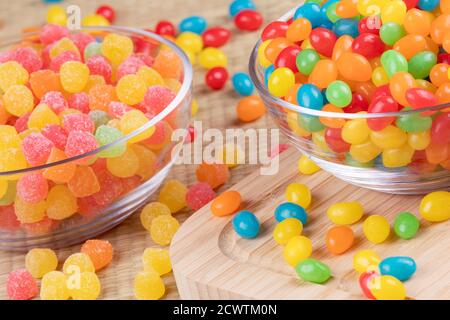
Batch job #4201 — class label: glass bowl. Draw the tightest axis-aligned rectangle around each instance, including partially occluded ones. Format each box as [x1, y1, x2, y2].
[249, 7, 450, 195]
[0, 26, 192, 251]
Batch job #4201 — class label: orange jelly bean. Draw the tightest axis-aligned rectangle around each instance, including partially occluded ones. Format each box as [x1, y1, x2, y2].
[285, 84, 301, 105]
[393, 35, 427, 60]
[430, 14, 450, 44]
[265, 38, 292, 64]
[336, 0, 358, 18]
[436, 83, 450, 104]
[326, 225, 354, 255]
[429, 63, 449, 87]
[320, 104, 346, 128]
[389, 72, 416, 106]
[404, 9, 433, 37]
[286, 18, 311, 43]
[236, 96, 266, 122]
[426, 143, 449, 164]
[332, 35, 353, 61]
[336, 52, 372, 82]
[308, 59, 338, 89]
[211, 190, 242, 217]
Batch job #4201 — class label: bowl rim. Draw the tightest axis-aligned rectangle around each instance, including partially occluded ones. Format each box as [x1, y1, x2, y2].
[248, 6, 449, 120]
[0, 25, 193, 176]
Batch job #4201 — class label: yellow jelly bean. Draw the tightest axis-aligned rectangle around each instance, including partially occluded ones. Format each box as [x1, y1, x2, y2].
[46, 5, 67, 26]
[353, 249, 381, 273]
[258, 40, 272, 68]
[381, 0, 407, 25]
[82, 14, 110, 27]
[370, 125, 407, 149]
[327, 201, 364, 225]
[342, 118, 370, 144]
[268, 67, 295, 98]
[408, 131, 430, 150]
[382, 144, 414, 168]
[369, 275, 406, 300]
[283, 235, 312, 267]
[198, 47, 227, 69]
[298, 155, 321, 175]
[285, 183, 312, 209]
[357, 0, 390, 16]
[287, 113, 311, 137]
[363, 215, 390, 244]
[349, 140, 382, 163]
[312, 130, 332, 153]
[419, 191, 450, 222]
[371, 67, 389, 87]
[175, 32, 203, 54]
[273, 218, 303, 245]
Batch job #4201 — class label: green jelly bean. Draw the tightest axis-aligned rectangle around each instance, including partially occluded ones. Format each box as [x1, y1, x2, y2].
[380, 22, 406, 46]
[305, 0, 322, 4]
[408, 51, 437, 79]
[325, 80, 352, 107]
[296, 49, 320, 76]
[394, 212, 420, 240]
[326, 3, 340, 23]
[381, 50, 408, 78]
[396, 108, 432, 133]
[345, 153, 375, 168]
[95, 125, 126, 158]
[298, 114, 325, 132]
[296, 258, 331, 284]
[0, 181, 17, 206]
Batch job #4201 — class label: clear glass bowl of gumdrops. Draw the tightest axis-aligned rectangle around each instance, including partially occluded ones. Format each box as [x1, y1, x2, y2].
[0, 25, 192, 251]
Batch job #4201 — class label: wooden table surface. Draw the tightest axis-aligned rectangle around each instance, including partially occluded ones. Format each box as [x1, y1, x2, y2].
[0, 0, 297, 299]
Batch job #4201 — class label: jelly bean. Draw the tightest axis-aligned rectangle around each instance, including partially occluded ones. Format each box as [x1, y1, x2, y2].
[404, 9, 433, 37]
[211, 190, 241, 217]
[382, 143, 415, 168]
[232, 210, 260, 239]
[297, 84, 323, 110]
[265, 38, 293, 64]
[273, 218, 303, 245]
[353, 249, 381, 273]
[363, 215, 390, 244]
[275, 45, 301, 72]
[296, 49, 320, 76]
[96, 5, 115, 23]
[308, 60, 337, 89]
[326, 225, 354, 254]
[389, 72, 416, 106]
[396, 107, 432, 133]
[430, 113, 450, 145]
[379, 256, 416, 282]
[295, 259, 331, 284]
[202, 27, 231, 48]
[405, 88, 438, 113]
[436, 83, 450, 104]
[179, 16, 207, 34]
[381, 0, 406, 25]
[371, 66, 389, 87]
[46, 5, 67, 26]
[294, 3, 323, 28]
[275, 202, 308, 225]
[229, 0, 256, 17]
[234, 10, 263, 31]
[325, 2, 340, 23]
[283, 235, 312, 267]
[369, 275, 407, 300]
[175, 32, 203, 54]
[325, 80, 351, 107]
[430, 14, 450, 45]
[408, 131, 431, 150]
[286, 18, 312, 43]
[380, 22, 406, 46]
[327, 201, 364, 225]
[370, 125, 407, 150]
[205, 67, 228, 90]
[352, 33, 385, 59]
[268, 67, 295, 98]
[285, 183, 311, 209]
[418, 0, 439, 11]
[442, 0, 450, 13]
[198, 47, 228, 69]
[367, 96, 398, 131]
[337, 52, 372, 82]
[419, 191, 450, 222]
[429, 63, 449, 87]
[155, 20, 176, 37]
[325, 127, 350, 152]
[380, 50, 407, 79]
[236, 95, 266, 122]
[232, 72, 254, 96]
[359, 271, 377, 300]
[261, 21, 289, 41]
[332, 35, 353, 61]
[358, 17, 380, 35]
[342, 118, 370, 144]
[309, 28, 337, 57]
[297, 155, 321, 174]
[332, 18, 359, 38]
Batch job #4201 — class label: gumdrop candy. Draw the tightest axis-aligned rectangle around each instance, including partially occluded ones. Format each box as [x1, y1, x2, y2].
[25, 248, 58, 279]
[21, 133, 54, 166]
[6, 269, 38, 300]
[17, 173, 48, 204]
[81, 239, 113, 271]
[186, 182, 216, 210]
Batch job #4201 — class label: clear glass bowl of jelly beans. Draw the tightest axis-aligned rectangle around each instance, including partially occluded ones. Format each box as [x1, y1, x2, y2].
[0, 25, 192, 250]
[250, 1, 450, 194]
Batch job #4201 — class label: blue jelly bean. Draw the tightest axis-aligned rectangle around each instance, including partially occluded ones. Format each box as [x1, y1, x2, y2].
[380, 256, 417, 282]
[418, 0, 439, 11]
[179, 16, 207, 34]
[229, 0, 256, 17]
[321, 89, 329, 104]
[232, 72, 254, 96]
[332, 19, 359, 38]
[232, 210, 260, 239]
[297, 84, 324, 110]
[318, 20, 334, 30]
[264, 65, 275, 87]
[294, 3, 323, 28]
[274, 202, 308, 225]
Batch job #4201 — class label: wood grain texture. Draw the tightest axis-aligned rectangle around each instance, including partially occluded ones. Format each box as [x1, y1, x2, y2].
[0, 0, 296, 299]
[171, 148, 450, 300]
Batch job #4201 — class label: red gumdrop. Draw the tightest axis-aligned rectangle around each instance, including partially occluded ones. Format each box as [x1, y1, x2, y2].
[325, 127, 350, 153]
[274, 45, 301, 73]
[343, 93, 369, 113]
[62, 113, 95, 134]
[86, 55, 113, 82]
[405, 88, 438, 112]
[403, 0, 419, 9]
[144, 86, 176, 114]
[21, 133, 54, 166]
[234, 10, 264, 31]
[12, 47, 43, 73]
[64, 131, 98, 160]
[309, 28, 337, 57]
[77, 195, 104, 217]
[68, 92, 90, 114]
[116, 56, 145, 80]
[0, 205, 20, 231]
[42, 124, 68, 150]
[39, 24, 69, 45]
[14, 113, 31, 133]
[359, 271, 377, 300]
[6, 269, 38, 300]
[49, 50, 81, 72]
[358, 17, 380, 35]
[41, 91, 68, 114]
[205, 67, 229, 90]
[108, 101, 132, 118]
[96, 5, 116, 23]
[261, 21, 289, 41]
[438, 53, 450, 64]
[69, 32, 95, 54]
[352, 33, 385, 59]
[22, 217, 59, 235]
[92, 169, 124, 206]
[430, 113, 450, 145]
[202, 27, 232, 48]
[186, 182, 216, 210]
[17, 173, 48, 204]
[367, 95, 398, 131]
[155, 20, 176, 37]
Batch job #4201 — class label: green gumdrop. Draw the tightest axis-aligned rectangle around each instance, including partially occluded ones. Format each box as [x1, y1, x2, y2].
[84, 41, 102, 60]
[0, 181, 17, 206]
[345, 153, 375, 168]
[381, 50, 408, 78]
[325, 80, 352, 107]
[396, 108, 432, 133]
[296, 49, 320, 76]
[296, 258, 331, 284]
[326, 2, 340, 23]
[89, 110, 111, 129]
[408, 51, 437, 79]
[95, 125, 127, 158]
[298, 114, 325, 133]
[380, 22, 406, 46]
[394, 212, 420, 240]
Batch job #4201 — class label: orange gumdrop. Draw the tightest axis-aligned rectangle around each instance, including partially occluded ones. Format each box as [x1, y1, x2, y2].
[88, 84, 117, 111]
[153, 49, 183, 80]
[308, 59, 338, 89]
[332, 35, 353, 61]
[336, 52, 372, 82]
[29, 69, 62, 99]
[236, 96, 266, 122]
[393, 35, 427, 60]
[196, 163, 230, 189]
[286, 18, 312, 43]
[43, 148, 77, 183]
[430, 14, 450, 44]
[389, 72, 416, 106]
[326, 225, 354, 255]
[211, 190, 241, 217]
[265, 37, 292, 64]
[320, 104, 346, 128]
[68, 166, 100, 198]
[81, 239, 114, 271]
[429, 63, 449, 87]
[336, 0, 358, 18]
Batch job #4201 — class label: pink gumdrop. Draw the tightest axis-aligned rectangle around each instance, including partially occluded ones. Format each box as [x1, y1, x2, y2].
[17, 173, 48, 204]
[14, 113, 31, 133]
[39, 24, 70, 46]
[86, 55, 112, 83]
[0, 205, 21, 231]
[121, 175, 142, 195]
[68, 92, 90, 114]
[186, 182, 216, 210]
[12, 47, 43, 73]
[69, 32, 95, 54]
[6, 269, 38, 300]
[41, 91, 68, 114]
[62, 113, 95, 134]
[133, 53, 154, 67]
[144, 86, 176, 114]
[92, 170, 124, 206]
[116, 56, 145, 80]
[0, 51, 13, 63]
[49, 50, 81, 72]
[77, 195, 104, 218]
[108, 101, 132, 118]
[22, 217, 59, 235]
[65, 130, 99, 159]
[21, 133, 54, 166]
[41, 124, 68, 150]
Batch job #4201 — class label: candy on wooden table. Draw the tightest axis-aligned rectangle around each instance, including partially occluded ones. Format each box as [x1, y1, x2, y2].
[134, 271, 165, 300]
[211, 190, 242, 217]
[142, 248, 172, 275]
[150, 215, 180, 246]
[40, 271, 69, 300]
[283, 235, 312, 267]
[25, 248, 58, 279]
[6, 269, 38, 300]
[81, 239, 114, 271]
[273, 218, 303, 245]
[68, 272, 101, 300]
[196, 162, 230, 189]
[186, 182, 216, 211]
[232, 210, 260, 239]
[158, 179, 188, 213]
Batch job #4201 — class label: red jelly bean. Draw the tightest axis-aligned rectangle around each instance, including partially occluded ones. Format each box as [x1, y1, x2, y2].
[155, 20, 176, 37]
[405, 88, 438, 111]
[352, 33, 385, 59]
[403, 0, 419, 9]
[274, 45, 301, 72]
[96, 5, 115, 23]
[358, 17, 380, 35]
[343, 93, 369, 113]
[367, 95, 398, 131]
[430, 113, 450, 145]
[185, 125, 196, 143]
[438, 53, 450, 64]
[202, 27, 232, 48]
[325, 127, 350, 153]
[372, 84, 391, 101]
[205, 67, 229, 90]
[261, 21, 289, 41]
[234, 10, 264, 31]
[359, 271, 377, 300]
[309, 28, 337, 57]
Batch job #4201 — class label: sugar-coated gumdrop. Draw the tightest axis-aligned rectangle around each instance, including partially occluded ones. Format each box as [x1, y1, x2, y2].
[116, 56, 146, 80]
[21, 133, 54, 166]
[158, 179, 187, 213]
[62, 113, 95, 134]
[68, 165, 100, 197]
[92, 169, 124, 206]
[17, 173, 48, 204]
[60, 61, 90, 93]
[63, 252, 95, 275]
[81, 239, 114, 271]
[46, 185, 78, 220]
[134, 271, 165, 300]
[49, 50, 81, 72]
[25, 248, 58, 279]
[150, 215, 180, 246]
[86, 55, 112, 83]
[64, 130, 98, 161]
[40, 271, 70, 300]
[196, 163, 230, 189]
[140, 202, 171, 231]
[68, 272, 101, 300]
[6, 269, 38, 300]
[12, 47, 43, 74]
[41, 124, 68, 150]
[68, 92, 90, 113]
[95, 124, 126, 158]
[186, 182, 216, 210]
[142, 248, 172, 275]
[101, 33, 134, 66]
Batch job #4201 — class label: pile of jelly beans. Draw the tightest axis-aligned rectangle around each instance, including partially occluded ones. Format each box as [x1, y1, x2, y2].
[0, 23, 188, 234]
[258, 0, 450, 171]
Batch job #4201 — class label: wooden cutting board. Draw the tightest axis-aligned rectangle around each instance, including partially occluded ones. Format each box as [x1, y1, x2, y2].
[170, 148, 450, 300]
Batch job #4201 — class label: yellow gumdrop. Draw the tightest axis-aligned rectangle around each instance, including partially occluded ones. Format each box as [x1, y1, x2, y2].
[142, 248, 172, 276]
[116, 74, 147, 105]
[46, 185, 78, 220]
[134, 271, 165, 300]
[3, 85, 34, 117]
[27, 104, 60, 130]
[140, 202, 172, 231]
[63, 253, 95, 275]
[137, 66, 164, 87]
[0, 61, 29, 91]
[106, 146, 140, 178]
[25, 248, 58, 279]
[60, 61, 90, 93]
[101, 33, 134, 66]
[119, 110, 155, 144]
[68, 272, 101, 300]
[49, 37, 80, 59]
[40, 271, 70, 300]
